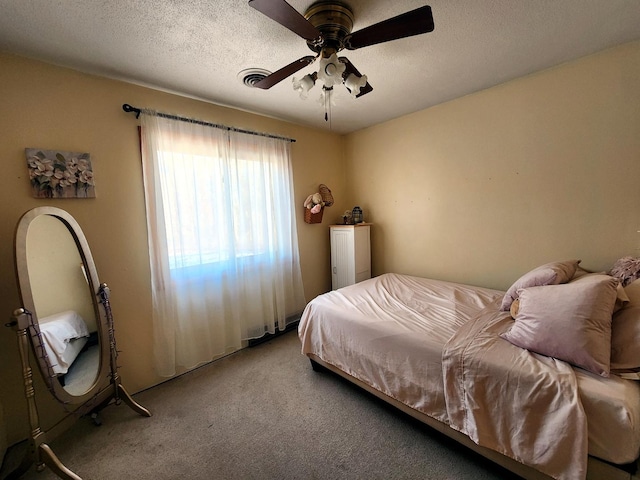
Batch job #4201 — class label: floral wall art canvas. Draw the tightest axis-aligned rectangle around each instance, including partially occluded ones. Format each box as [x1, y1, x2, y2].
[26, 148, 96, 198]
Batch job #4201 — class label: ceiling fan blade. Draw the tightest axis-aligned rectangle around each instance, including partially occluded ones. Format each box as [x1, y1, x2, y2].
[248, 0, 321, 41]
[344, 5, 434, 50]
[253, 56, 316, 89]
[340, 57, 373, 98]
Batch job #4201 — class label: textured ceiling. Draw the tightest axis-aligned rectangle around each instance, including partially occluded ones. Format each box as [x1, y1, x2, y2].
[1, 1, 639, 134]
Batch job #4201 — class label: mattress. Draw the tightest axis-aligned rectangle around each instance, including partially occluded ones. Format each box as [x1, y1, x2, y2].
[299, 273, 640, 468]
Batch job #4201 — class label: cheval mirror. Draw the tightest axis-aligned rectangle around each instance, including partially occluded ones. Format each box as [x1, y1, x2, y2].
[5, 206, 151, 480]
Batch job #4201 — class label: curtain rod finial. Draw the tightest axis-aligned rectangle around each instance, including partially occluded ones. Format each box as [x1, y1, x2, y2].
[122, 103, 141, 119]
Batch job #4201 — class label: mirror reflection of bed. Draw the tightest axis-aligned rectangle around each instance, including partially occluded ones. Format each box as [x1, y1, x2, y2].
[25, 214, 100, 397]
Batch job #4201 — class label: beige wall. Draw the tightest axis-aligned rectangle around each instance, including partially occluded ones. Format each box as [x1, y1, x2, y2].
[0, 52, 345, 444]
[345, 41, 640, 291]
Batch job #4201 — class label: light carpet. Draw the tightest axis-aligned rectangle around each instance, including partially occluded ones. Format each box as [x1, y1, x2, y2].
[2, 329, 515, 479]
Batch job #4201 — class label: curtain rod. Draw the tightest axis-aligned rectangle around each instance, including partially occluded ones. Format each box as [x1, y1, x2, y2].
[122, 104, 295, 143]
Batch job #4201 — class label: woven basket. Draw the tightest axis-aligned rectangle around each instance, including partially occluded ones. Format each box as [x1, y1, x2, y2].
[304, 206, 324, 224]
[319, 184, 334, 207]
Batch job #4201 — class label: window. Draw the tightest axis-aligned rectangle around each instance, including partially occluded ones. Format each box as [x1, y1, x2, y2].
[158, 152, 272, 270]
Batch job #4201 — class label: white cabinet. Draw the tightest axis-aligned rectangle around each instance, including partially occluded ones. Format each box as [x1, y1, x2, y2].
[330, 224, 371, 290]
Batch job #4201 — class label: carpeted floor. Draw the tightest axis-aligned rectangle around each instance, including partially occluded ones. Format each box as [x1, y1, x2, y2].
[2, 330, 518, 479]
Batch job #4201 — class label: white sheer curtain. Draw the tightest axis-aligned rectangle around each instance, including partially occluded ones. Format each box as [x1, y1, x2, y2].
[140, 113, 306, 377]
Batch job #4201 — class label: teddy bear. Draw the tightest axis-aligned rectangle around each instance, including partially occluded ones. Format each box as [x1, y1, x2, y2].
[304, 192, 324, 214]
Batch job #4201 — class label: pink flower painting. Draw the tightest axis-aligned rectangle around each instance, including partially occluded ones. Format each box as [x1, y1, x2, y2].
[26, 148, 96, 198]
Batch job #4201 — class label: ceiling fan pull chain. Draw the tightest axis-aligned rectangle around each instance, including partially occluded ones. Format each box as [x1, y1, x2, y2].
[324, 87, 328, 122]
[329, 89, 332, 129]
[323, 87, 332, 128]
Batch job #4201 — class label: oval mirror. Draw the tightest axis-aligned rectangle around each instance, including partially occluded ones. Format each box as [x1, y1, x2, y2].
[14, 206, 109, 405]
[9, 206, 150, 479]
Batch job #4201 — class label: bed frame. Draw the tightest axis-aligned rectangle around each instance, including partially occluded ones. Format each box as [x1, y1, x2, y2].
[307, 355, 638, 480]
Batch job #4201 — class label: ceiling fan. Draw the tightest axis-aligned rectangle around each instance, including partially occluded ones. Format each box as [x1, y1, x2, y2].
[248, 0, 435, 100]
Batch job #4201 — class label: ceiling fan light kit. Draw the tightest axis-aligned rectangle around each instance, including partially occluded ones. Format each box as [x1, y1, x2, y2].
[248, 0, 434, 119]
[317, 52, 346, 88]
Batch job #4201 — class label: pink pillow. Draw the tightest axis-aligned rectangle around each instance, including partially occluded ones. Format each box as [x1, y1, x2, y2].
[500, 260, 581, 311]
[611, 279, 640, 371]
[501, 274, 618, 377]
[571, 266, 605, 281]
[569, 272, 629, 312]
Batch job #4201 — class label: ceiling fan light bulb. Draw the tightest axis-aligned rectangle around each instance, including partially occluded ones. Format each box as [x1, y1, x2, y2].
[345, 73, 368, 98]
[292, 74, 316, 99]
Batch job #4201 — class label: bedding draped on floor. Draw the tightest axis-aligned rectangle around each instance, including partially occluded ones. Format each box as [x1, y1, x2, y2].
[442, 302, 587, 480]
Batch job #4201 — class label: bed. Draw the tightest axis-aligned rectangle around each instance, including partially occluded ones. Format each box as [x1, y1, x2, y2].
[299, 260, 640, 480]
[37, 310, 90, 376]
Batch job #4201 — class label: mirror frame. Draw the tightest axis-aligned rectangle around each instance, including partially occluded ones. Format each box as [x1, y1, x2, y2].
[14, 206, 111, 405]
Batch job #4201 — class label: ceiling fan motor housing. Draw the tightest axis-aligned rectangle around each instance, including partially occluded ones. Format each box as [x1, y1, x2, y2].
[304, 1, 354, 55]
